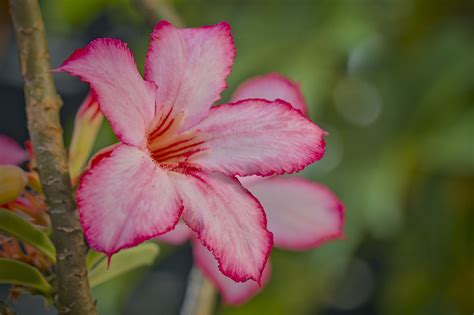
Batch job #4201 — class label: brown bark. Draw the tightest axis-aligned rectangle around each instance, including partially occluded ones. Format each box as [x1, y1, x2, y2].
[8, 1, 97, 314]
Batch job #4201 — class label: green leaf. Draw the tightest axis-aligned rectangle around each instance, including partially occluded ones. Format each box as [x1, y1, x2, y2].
[88, 242, 159, 288]
[85, 249, 103, 270]
[0, 258, 53, 296]
[0, 208, 56, 263]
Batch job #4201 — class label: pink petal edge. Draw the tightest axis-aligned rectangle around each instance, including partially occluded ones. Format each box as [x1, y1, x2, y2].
[144, 20, 235, 130]
[243, 176, 345, 250]
[55, 38, 156, 146]
[193, 240, 272, 305]
[231, 72, 308, 116]
[171, 170, 273, 284]
[188, 98, 327, 177]
[77, 144, 183, 258]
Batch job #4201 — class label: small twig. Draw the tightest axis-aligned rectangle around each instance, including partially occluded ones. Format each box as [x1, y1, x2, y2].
[132, 0, 184, 27]
[180, 266, 216, 315]
[8, 1, 96, 314]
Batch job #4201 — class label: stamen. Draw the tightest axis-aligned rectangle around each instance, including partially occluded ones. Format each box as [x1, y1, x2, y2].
[150, 138, 194, 155]
[156, 148, 204, 163]
[152, 118, 175, 139]
[151, 140, 205, 161]
[149, 108, 173, 139]
[147, 111, 205, 165]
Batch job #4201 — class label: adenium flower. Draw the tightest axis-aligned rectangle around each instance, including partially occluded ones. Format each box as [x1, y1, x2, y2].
[158, 73, 345, 304]
[56, 21, 326, 283]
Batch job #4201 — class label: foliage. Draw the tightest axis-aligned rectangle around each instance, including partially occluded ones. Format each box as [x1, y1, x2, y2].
[0, 258, 53, 297]
[0, 208, 56, 263]
[88, 243, 160, 288]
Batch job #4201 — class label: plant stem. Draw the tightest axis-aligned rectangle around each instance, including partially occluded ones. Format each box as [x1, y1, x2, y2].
[180, 266, 216, 315]
[132, 0, 184, 27]
[8, 1, 97, 314]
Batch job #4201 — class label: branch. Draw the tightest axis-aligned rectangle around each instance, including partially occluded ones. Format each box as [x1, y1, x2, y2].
[180, 266, 216, 315]
[132, 0, 184, 27]
[8, 1, 97, 314]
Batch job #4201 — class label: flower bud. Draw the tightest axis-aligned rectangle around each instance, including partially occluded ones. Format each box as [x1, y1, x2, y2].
[69, 93, 103, 180]
[0, 165, 27, 204]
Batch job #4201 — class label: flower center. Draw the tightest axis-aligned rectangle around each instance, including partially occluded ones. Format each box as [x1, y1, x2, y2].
[147, 110, 204, 165]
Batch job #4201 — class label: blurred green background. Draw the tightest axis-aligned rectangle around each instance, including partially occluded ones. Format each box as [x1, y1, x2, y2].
[0, 0, 472, 314]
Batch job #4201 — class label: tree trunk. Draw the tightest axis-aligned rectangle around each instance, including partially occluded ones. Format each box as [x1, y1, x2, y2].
[8, 1, 97, 314]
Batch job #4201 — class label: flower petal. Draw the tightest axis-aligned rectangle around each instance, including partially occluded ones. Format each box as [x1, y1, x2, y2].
[77, 144, 182, 256]
[242, 177, 344, 250]
[170, 170, 272, 283]
[188, 99, 327, 177]
[193, 240, 271, 305]
[0, 135, 27, 165]
[144, 21, 235, 130]
[86, 143, 119, 170]
[155, 222, 192, 245]
[56, 39, 156, 146]
[231, 73, 308, 115]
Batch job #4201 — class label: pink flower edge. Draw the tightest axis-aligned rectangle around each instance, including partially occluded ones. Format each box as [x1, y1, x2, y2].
[77, 145, 184, 258]
[231, 72, 308, 116]
[144, 20, 236, 131]
[243, 176, 345, 250]
[189, 98, 327, 178]
[175, 171, 273, 284]
[193, 240, 272, 305]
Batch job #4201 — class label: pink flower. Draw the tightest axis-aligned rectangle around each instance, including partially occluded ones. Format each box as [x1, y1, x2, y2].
[56, 21, 326, 283]
[158, 73, 345, 304]
[0, 135, 28, 165]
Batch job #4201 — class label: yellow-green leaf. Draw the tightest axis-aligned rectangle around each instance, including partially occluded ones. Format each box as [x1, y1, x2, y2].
[0, 258, 53, 296]
[0, 208, 56, 262]
[85, 249, 103, 270]
[88, 242, 159, 288]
